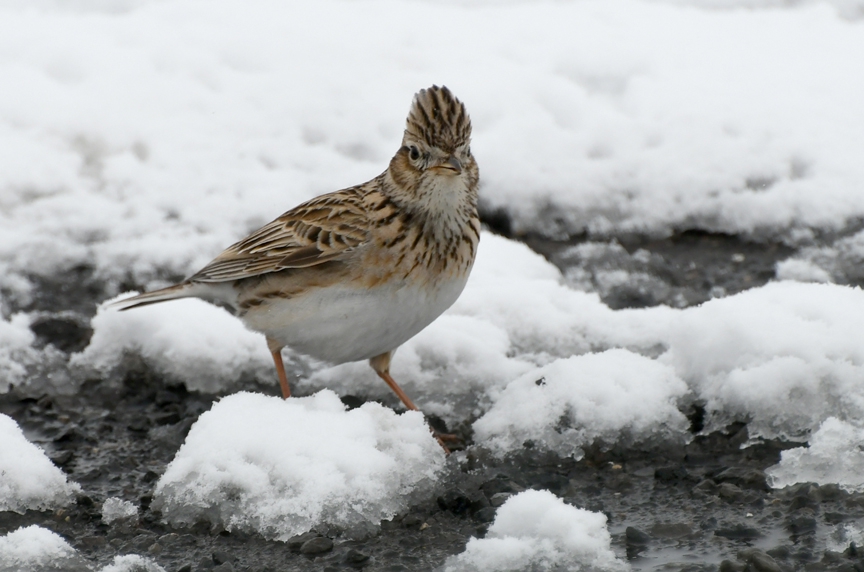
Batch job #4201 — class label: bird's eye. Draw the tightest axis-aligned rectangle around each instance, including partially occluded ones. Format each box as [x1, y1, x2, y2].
[409, 146, 420, 161]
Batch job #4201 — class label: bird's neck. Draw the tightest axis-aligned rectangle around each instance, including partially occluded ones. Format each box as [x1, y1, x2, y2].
[381, 170, 477, 231]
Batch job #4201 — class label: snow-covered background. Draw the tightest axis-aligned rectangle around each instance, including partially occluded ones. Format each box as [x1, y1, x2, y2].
[2, 0, 864, 569]
[3, 0, 864, 298]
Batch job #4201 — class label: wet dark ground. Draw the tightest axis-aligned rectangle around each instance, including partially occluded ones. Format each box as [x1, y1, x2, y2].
[2, 229, 864, 572]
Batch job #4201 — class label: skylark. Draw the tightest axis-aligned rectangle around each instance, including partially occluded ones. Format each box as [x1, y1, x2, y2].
[111, 86, 480, 450]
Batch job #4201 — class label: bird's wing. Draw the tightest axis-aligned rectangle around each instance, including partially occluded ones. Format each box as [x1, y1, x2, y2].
[190, 189, 371, 283]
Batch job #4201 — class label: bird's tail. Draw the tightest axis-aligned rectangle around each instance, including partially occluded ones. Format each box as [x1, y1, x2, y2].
[108, 283, 195, 311]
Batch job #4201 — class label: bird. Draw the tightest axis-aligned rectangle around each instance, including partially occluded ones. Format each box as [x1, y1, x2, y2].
[110, 85, 480, 452]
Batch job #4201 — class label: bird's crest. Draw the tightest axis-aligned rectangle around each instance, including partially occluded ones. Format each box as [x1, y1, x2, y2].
[403, 85, 472, 153]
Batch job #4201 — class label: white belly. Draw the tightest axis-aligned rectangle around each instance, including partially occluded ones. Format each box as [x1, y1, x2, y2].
[240, 276, 469, 364]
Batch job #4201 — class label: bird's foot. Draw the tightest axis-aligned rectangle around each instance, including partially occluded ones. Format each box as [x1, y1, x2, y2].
[431, 429, 464, 455]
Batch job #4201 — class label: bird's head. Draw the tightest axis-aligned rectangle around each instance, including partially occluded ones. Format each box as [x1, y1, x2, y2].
[388, 86, 478, 211]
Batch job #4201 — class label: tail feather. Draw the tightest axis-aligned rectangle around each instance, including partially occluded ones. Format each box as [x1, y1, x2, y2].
[109, 283, 194, 311]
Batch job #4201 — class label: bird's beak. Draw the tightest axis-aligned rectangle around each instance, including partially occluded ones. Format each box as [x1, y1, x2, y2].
[439, 155, 462, 174]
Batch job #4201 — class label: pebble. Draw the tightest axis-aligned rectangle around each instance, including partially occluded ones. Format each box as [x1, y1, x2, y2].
[480, 476, 523, 498]
[300, 537, 334, 555]
[474, 507, 497, 523]
[714, 524, 762, 540]
[160, 532, 180, 544]
[50, 450, 74, 466]
[719, 560, 746, 572]
[713, 467, 769, 491]
[766, 545, 791, 559]
[79, 536, 107, 548]
[287, 531, 319, 552]
[738, 548, 782, 572]
[717, 482, 745, 503]
[625, 526, 652, 546]
[692, 479, 718, 496]
[345, 548, 370, 566]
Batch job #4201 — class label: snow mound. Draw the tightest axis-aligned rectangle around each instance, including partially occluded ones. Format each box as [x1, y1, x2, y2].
[473, 349, 689, 458]
[661, 281, 864, 441]
[0, 526, 88, 572]
[153, 391, 445, 540]
[102, 497, 139, 524]
[444, 489, 627, 572]
[0, 414, 80, 513]
[0, 526, 164, 572]
[73, 294, 272, 393]
[767, 417, 864, 492]
[0, 313, 38, 393]
[99, 555, 166, 572]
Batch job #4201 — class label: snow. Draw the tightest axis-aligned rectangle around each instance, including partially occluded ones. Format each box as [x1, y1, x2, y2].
[767, 417, 864, 492]
[473, 349, 690, 459]
[1, 0, 864, 544]
[660, 281, 864, 441]
[99, 555, 166, 572]
[101, 497, 139, 524]
[153, 390, 445, 540]
[0, 526, 163, 572]
[444, 489, 627, 572]
[0, 414, 81, 513]
[0, 313, 38, 392]
[776, 228, 864, 285]
[0, 526, 86, 572]
[72, 294, 272, 393]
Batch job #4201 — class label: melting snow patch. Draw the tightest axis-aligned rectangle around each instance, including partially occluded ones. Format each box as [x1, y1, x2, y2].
[768, 417, 864, 492]
[776, 228, 864, 285]
[101, 497, 139, 524]
[73, 295, 272, 393]
[661, 281, 864, 441]
[153, 390, 445, 540]
[473, 349, 689, 458]
[443, 489, 627, 572]
[98, 555, 166, 572]
[0, 313, 38, 393]
[0, 526, 87, 572]
[0, 414, 80, 513]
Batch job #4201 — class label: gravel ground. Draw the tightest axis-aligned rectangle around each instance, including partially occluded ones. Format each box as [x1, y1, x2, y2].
[2, 228, 864, 572]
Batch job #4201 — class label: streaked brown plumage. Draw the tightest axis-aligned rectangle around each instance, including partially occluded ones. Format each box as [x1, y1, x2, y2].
[110, 85, 479, 452]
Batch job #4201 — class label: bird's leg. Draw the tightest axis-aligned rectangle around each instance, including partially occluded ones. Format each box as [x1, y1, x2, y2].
[267, 337, 291, 399]
[369, 352, 418, 411]
[369, 351, 458, 453]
